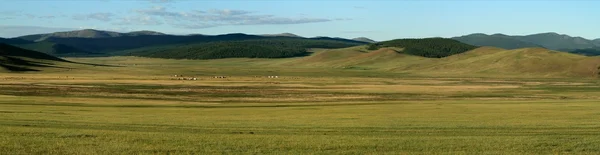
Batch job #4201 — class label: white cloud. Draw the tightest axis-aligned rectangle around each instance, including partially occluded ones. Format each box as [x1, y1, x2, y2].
[147, 0, 175, 3]
[124, 7, 338, 29]
[341, 30, 379, 34]
[114, 16, 163, 26]
[73, 13, 114, 21]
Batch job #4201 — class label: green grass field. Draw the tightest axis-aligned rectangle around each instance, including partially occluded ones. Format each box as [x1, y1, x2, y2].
[1, 52, 600, 154]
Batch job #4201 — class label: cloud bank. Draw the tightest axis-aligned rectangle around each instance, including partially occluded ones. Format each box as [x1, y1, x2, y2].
[114, 6, 341, 29]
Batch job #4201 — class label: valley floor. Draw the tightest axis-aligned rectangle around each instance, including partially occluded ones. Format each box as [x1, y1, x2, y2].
[1, 57, 600, 154]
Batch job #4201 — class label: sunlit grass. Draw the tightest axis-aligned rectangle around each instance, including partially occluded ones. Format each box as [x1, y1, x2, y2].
[1, 56, 600, 154]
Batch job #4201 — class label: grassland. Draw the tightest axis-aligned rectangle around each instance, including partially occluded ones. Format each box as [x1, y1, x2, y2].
[1, 49, 600, 154]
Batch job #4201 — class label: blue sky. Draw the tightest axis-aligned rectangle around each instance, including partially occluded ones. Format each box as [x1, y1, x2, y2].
[1, 0, 599, 41]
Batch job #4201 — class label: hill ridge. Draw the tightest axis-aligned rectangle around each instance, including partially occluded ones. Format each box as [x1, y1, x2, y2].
[453, 32, 599, 52]
[0, 43, 70, 72]
[17, 29, 167, 42]
[290, 46, 600, 77]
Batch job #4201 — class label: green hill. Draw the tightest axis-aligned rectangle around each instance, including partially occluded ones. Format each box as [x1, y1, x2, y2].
[1, 38, 95, 57]
[568, 48, 600, 56]
[453, 32, 599, 52]
[514, 33, 597, 50]
[0, 43, 68, 72]
[260, 33, 303, 38]
[14, 42, 97, 57]
[367, 38, 478, 58]
[0, 37, 32, 44]
[452, 33, 544, 49]
[417, 47, 600, 77]
[291, 46, 430, 69]
[35, 33, 364, 55]
[125, 38, 365, 59]
[593, 39, 600, 46]
[17, 29, 165, 42]
[290, 46, 600, 77]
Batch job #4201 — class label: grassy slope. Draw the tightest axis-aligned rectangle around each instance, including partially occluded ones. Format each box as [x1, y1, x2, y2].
[292, 46, 600, 78]
[5, 44, 600, 78]
[291, 46, 432, 70]
[2, 61, 600, 154]
[420, 47, 600, 77]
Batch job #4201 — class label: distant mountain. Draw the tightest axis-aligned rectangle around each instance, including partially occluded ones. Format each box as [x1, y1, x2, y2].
[260, 33, 303, 38]
[594, 39, 600, 46]
[31, 32, 366, 56]
[452, 33, 544, 50]
[352, 37, 376, 43]
[17, 29, 166, 42]
[14, 41, 97, 57]
[43, 33, 269, 53]
[0, 43, 67, 72]
[513, 32, 597, 50]
[1, 37, 95, 57]
[453, 32, 598, 51]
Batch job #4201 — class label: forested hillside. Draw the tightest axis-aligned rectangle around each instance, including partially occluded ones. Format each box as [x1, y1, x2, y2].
[452, 34, 544, 49]
[367, 38, 478, 58]
[0, 43, 68, 72]
[568, 48, 600, 56]
[126, 38, 365, 59]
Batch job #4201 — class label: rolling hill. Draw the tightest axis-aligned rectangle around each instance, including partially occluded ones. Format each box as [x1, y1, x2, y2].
[452, 33, 544, 49]
[14, 42, 97, 57]
[422, 47, 600, 77]
[0, 43, 69, 72]
[125, 38, 365, 59]
[18, 32, 365, 56]
[352, 37, 376, 43]
[568, 48, 600, 56]
[260, 33, 303, 38]
[0, 37, 32, 44]
[1, 37, 95, 57]
[367, 38, 478, 58]
[593, 39, 600, 45]
[453, 32, 599, 52]
[290, 45, 600, 77]
[17, 29, 166, 42]
[514, 32, 597, 50]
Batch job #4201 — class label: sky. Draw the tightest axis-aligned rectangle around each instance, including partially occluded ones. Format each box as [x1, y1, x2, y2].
[1, 0, 599, 41]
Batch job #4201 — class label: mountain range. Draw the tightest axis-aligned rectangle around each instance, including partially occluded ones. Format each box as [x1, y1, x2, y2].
[17, 29, 166, 42]
[0, 29, 372, 57]
[2, 29, 600, 58]
[2, 29, 600, 77]
[453, 32, 600, 52]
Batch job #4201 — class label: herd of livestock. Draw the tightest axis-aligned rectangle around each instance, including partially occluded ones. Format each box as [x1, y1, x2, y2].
[171, 75, 280, 81]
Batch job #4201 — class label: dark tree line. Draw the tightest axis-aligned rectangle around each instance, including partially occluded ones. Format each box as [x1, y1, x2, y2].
[568, 48, 600, 56]
[367, 38, 479, 58]
[128, 38, 364, 59]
